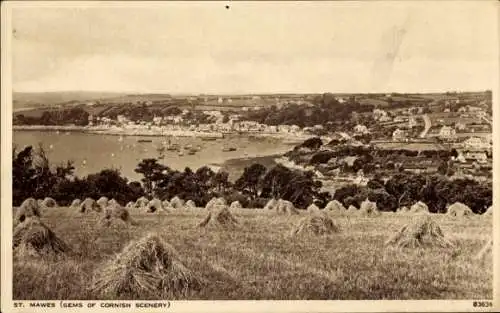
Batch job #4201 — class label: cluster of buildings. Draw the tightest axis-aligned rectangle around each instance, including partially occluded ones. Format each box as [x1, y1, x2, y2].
[87, 111, 306, 136]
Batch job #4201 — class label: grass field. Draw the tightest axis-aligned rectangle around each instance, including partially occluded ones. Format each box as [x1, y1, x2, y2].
[13, 207, 492, 300]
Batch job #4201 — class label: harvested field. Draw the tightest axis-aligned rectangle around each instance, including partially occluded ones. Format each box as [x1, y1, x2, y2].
[12, 207, 492, 300]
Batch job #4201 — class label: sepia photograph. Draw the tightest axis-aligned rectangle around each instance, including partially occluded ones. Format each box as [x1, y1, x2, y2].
[1, 0, 498, 311]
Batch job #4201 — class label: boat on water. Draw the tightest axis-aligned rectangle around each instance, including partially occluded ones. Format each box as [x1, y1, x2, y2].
[138, 139, 153, 143]
[222, 146, 237, 152]
[157, 146, 166, 154]
[178, 151, 184, 156]
[166, 144, 180, 151]
[201, 137, 218, 141]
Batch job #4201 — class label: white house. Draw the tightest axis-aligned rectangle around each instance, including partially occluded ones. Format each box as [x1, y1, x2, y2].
[467, 106, 482, 112]
[463, 137, 490, 150]
[439, 126, 456, 139]
[267, 125, 278, 133]
[455, 122, 467, 131]
[408, 117, 417, 129]
[353, 124, 369, 134]
[152, 116, 162, 125]
[290, 125, 301, 133]
[392, 128, 407, 141]
[379, 115, 392, 122]
[373, 109, 388, 121]
[464, 152, 488, 164]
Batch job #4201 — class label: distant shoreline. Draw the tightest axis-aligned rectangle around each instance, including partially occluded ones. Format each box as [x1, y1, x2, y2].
[13, 125, 314, 143]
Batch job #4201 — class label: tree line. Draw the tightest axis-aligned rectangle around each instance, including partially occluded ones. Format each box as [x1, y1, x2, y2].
[14, 107, 90, 126]
[12, 145, 323, 209]
[334, 173, 491, 214]
[12, 143, 491, 214]
[243, 93, 375, 129]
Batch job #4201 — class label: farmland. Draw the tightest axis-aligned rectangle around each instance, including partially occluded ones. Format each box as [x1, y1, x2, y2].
[13, 207, 492, 300]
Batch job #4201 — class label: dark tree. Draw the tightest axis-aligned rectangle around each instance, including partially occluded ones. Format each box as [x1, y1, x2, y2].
[234, 163, 267, 199]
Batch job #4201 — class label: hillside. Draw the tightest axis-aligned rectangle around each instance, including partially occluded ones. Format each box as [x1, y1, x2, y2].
[13, 91, 129, 111]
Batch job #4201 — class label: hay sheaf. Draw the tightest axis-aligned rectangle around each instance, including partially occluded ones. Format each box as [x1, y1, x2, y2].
[162, 200, 172, 209]
[70, 199, 81, 209]
[170, 196, 185, 209]
[41, 197, 57, 208]
[324, 200, 346, 214]
[347, 205, 358, 214]
[359, 199, 380, 216]
[410, 201, 429, 215]
[397, 206, 410, 214]
[15, 198, 41, 225]
[13, 218, 70, 258]
[385, 215, 454, 249]
[447, 202, 474, 218]
[135, 196, 149, 208]
[80, 197, 101, 213]
[264, 198, 278, 210]
[483, 206, 493, 217]
[205, 197, 226, 210]
[99, 204, 136, 227]
[276, 199, 299, 215]
[185, 200, 196, 209]
[292, 212, 340, 236]
[146, 199, 165, 213]
[307, 203, 321, 213]
[90, 234, 203, 298]
[97, 197, 109, 210]
[230, 201, 242, 210]
[198, 205, 239, 229]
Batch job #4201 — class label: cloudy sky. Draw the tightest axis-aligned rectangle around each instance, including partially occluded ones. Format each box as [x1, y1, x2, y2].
[10, 1, 498, 94]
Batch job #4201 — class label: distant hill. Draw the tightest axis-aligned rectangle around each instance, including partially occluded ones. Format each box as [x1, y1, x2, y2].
[13, 91, 130, 111]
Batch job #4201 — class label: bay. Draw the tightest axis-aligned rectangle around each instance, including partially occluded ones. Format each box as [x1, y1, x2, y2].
[13, 131, 295, 182]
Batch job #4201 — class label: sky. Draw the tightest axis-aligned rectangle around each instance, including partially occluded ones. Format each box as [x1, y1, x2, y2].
[9, 1, 498, 94]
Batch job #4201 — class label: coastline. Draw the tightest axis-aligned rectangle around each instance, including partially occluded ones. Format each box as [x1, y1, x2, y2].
[13, 124, 318, 142]
[219, 153, 283, 182]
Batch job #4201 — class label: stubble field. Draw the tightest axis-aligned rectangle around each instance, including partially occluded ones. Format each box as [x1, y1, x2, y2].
[13, 207, 492, 300]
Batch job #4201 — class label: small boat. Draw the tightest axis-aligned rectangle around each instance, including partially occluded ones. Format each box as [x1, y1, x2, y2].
[187, 148, 197, 155]
[178, 151, 184, 156]
[118, 136, 124, 142]
[138, 139, 153, 143]
[222, 147, 237, 152]
[201, 137, 218, 141]
[166, 144, 180, 151]
[184, 144, 193, 149]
